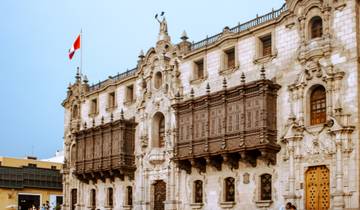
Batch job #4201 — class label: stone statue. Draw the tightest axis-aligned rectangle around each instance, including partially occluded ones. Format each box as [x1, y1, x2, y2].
[155, 12, 170, 41]
[155, 12, 167, 33]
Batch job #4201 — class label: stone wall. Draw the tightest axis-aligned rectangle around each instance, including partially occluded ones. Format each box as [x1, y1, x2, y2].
[61, 0, 360, 209]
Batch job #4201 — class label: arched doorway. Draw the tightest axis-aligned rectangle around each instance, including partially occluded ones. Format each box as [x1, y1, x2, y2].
[305, 165, 330, 210]
[153, 180, 166, 210]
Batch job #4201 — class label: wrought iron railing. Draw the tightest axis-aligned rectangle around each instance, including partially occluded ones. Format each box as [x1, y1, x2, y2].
[191, 4, 287, 50]
[89, 67, 137, 92]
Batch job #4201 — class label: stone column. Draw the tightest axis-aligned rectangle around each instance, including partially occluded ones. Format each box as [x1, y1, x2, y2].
[288, 139, 296, 198]
[298, 85, 305, 126]
[333, 131, 345, 210]
[165, 161, 177, 210]
[135, 155, 147, 210]
[144, 170, 150, 210]
[284, 133, 302, 205]
[63, 174, 70, 210]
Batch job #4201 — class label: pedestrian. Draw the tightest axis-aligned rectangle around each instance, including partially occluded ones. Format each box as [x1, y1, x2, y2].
[289, 204, 297, 210]
[41, 203, 46, 210]
[45, 201, 50, 210]
[279, 202, 292, 210]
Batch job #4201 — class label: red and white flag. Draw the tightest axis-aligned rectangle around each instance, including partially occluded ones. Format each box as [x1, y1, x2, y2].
[68, 34, 81, 60]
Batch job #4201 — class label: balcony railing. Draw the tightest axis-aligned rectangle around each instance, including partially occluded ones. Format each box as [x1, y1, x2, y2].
[88, 67, 137, 92]
[191, 4, 287, 51]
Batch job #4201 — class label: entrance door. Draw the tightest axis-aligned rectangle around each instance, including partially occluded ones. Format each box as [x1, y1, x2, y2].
[18, 194, 40, 210]
[305, 165, 330, 210]
[153, 180, 166, 210]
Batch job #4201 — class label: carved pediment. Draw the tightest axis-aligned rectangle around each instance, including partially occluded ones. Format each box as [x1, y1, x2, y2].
[286, 0, 326, 15]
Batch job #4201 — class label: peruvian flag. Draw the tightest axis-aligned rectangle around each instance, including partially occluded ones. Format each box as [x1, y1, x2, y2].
[68, 34, 81, 60]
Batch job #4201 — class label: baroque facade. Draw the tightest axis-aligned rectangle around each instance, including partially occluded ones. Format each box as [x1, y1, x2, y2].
[62, 0, 360, 209]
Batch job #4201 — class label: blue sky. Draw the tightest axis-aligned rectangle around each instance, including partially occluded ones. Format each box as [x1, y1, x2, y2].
[0, 0, 284, 159]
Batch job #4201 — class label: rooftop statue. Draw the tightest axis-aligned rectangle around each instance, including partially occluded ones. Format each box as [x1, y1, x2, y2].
[155, 12, 170, 42]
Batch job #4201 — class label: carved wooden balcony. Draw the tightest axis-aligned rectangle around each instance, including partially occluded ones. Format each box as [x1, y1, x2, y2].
[72, 118, 137, 182]
[172, 79, 281, 173]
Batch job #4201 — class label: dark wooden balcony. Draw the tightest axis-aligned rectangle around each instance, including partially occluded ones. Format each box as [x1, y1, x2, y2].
[73, 118, 137, 182]
[172, 79, 281, 173]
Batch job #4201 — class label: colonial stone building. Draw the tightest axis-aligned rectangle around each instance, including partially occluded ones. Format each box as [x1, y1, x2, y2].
[61, 0, 360, 209]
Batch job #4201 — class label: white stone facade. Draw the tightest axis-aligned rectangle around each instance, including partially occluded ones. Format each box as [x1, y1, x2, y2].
[62, 0, 360, 209]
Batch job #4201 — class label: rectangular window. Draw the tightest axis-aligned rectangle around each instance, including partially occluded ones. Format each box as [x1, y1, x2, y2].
[260, 35, 272, 57]
[108, 188, 113, 207]
[91, 189, 96, 209]
[225, 177, 235, 202]
[108, 92, 116, 108]
[71, 189, 77, 210]
[194, 59, 204, 80]
[260, 174, 272, 200]
[126, 85, 134, 103]
[91, 98, 98, 114]
[194, 180, 203, 203]
[51, 166, 57, 170]
[225, 48, 235, 69]
[127, 186, 133, 206]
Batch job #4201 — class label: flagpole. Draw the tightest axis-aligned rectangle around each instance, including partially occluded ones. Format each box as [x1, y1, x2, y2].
[80, 29, 83, 76]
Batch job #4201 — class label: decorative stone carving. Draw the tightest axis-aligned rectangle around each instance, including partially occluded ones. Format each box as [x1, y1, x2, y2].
[148, 148, 166, 165]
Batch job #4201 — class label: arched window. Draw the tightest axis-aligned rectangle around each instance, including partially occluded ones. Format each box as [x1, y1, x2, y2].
[90, 189, 96, 209]
[194, 180, 203, 203]
[154, 72, 163, 89]
[127, 186, 133, 206]
[310, 86, 326, 125]
[107, 187, 113, 207]
[153, 112, 165, 148]
[310, 16, 323, 39]
[260, 174, 272, 200]
[224, 177, 235, 202]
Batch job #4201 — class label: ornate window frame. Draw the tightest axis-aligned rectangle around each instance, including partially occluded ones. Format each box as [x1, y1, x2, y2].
[219, 41, 239, 75]
[151, 112, 166, 148]
[253, 28, 277, 64]
[305, 82, 328, 127]
[189, 178, 205, 209]
[88, 96, 99, 117]
[71, 103, 80, 120]
[190, 54, 208, 85]
[106, 90, 117, 112]
[255, 171, 274, 208]
[154, 71, 163, 90]
[304, 7, 324, 42]
[309, 16, 323, 39]
[309, 85, 327, 125]
[124, 84, 135, 106]
[220, 176, 236, 208]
